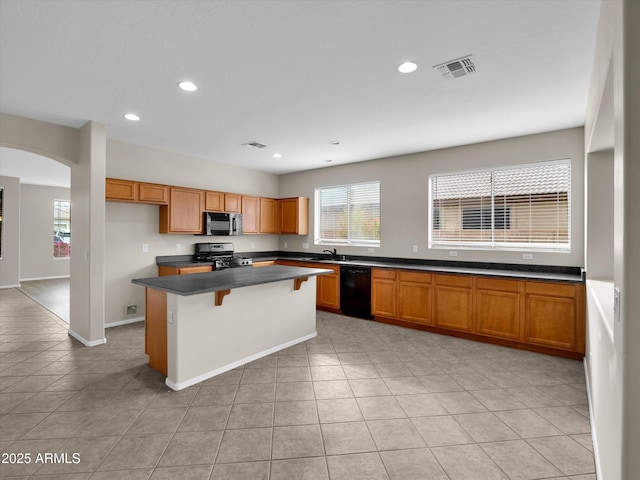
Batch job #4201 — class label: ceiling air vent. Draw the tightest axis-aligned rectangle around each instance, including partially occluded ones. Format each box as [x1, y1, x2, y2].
[243, 141, 268, 149]
[434, 55, 477, 80]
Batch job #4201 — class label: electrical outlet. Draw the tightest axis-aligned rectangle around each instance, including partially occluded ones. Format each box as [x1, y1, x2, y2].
[302, 243, 309, 249]
[125, 304, 138, 316]
[250, 242, 255, 249]
[142, 243, 149, 253]
[284, 242, 288, 248]
[449, 251, 458, 257]
[368, 248, 374, 253]
[175, 243, 181, 251]
[167, 311, 174, 325]
[412, 245, 418, 253]
[522, 253, 533, 260]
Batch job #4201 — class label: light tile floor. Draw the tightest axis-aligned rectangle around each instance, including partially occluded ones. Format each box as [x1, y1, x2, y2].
[0, 287, 596, 479]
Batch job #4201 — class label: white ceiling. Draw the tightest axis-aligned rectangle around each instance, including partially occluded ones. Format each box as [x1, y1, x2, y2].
[0, 0, 601, 181]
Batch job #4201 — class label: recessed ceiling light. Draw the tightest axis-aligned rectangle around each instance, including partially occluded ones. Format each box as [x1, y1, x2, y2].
[124, 113, 140, 121]
[323, 159, 333, 163]
[398, 61, 418, 73]
[329, 140, 340, 145]
[178, 81, 198, 92]
[272, 153, 282, 158]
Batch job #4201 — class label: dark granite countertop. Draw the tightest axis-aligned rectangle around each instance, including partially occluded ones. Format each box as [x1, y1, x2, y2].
[156, 252, 585, 283]
[132, 265, 333, 296]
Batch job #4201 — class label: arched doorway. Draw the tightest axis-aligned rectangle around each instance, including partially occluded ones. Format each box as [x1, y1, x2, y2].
[0, 147, 71, 321]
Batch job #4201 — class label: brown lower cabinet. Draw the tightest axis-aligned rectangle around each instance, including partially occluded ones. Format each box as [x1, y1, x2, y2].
[276, 260, 340, 311]
[372, 268, 585, 359]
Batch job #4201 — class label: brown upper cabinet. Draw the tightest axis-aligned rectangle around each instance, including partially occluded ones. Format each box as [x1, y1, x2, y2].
[138, 183, 169, 204]
[241, 196, 260, 234]
[259, 198, 279, 234]
[159, 187, 204, 234]
[224, 193, 241, 213]
[106, 178, 137, 201]
[106, 178, 168, 205]
[280, 197, 309, 235]
[204, 191, 224, 212]
[205, 192, 242, 213]
[106, 177, 309, 235]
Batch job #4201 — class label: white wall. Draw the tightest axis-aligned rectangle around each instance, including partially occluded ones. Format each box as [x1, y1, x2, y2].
[104, 140, 280, 326]
[19, 184, 71, 280]
[280, 127, 585, 267]
[583, 1, 640, 479]
[0, 176, 20, 288]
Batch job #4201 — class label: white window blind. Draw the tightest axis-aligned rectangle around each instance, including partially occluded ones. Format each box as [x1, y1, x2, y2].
[430, 160, 571, 251]
[315, 181, 380, 246]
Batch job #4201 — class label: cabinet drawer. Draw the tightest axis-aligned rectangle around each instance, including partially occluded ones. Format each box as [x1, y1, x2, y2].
[476, 277, 520, 293]
[435, 274, 473, 288]
[525, 281, 576, 298]
[398, 271, 432, 284]
[373, 269, 396, 280]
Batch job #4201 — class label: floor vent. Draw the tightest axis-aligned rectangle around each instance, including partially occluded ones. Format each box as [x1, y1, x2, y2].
[434, 54, 477, 80]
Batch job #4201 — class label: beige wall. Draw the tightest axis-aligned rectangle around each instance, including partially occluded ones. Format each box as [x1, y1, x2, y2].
[104, 140, 281, 326]
[280, 127, 585, 267]
[19, 184, 71, 280]
[0, 176, 20, 287]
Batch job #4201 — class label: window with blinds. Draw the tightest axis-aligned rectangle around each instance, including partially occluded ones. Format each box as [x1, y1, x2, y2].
[429, 160, 571, 251]
[315, 181, 380, 246]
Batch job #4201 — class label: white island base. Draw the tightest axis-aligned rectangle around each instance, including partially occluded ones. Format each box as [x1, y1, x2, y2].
[164, 276, 317, 390]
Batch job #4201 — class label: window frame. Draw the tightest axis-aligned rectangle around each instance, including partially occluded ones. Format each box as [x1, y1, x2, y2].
[428, 160, 571, 252]
[314, 180, 381, 247]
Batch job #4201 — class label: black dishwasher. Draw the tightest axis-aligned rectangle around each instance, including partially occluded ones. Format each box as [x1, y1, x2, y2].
[340, 265, 372, 319]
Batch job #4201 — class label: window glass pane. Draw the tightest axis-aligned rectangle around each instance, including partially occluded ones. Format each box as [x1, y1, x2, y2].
[316, 181, 380, 246]
[430, 161, 570, 251]
[53, 199, 71, 258]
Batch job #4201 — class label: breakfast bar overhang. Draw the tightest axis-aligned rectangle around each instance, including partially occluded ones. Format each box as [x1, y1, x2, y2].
[132, 265, 332, 390]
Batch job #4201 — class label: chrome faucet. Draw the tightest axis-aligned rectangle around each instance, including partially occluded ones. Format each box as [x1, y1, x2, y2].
[322, 248, 337, 259]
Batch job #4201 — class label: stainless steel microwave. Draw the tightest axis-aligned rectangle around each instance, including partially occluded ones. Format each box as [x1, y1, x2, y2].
[203, 212, 242, 236]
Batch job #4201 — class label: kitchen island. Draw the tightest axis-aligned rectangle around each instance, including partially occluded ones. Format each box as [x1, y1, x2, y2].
[132, 265, 331, 390]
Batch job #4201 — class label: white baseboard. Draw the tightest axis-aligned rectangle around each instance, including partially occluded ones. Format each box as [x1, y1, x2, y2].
[68, 329, 106, 347]
[0, 284, 21, 289]
[105, 316, 145, 328]
[583, 357, 603, 480]
[20, 275, 70, 281]
[165, 331, 317, 391]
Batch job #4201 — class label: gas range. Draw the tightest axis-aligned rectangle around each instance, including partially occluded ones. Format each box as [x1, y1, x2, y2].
[194, 243, 252, 270]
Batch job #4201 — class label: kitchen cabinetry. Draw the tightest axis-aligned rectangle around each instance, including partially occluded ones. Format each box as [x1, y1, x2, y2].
[475, 277, 522, 341]
[524, 281, 584, 352]
[241, 196, 260, 234]
[433, 274, 474, 332]
[371, 269, 397, 318]
[106, 178, 137, 201]
[138, 183, 169, 204]
[371, 267, 585, 358]
[205, 191, 224, 212]
[277, 260, 340, 310]
[159, 187, 205, 234]
[259, 198, 279, 234]
[280, 197, 309, 235]
[224, 193, 241, 213]
[252, 260, 276, 268]
[158, 265, 213, 276]
[106, 178, 169, 205]
[398, 271, 432, 325]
